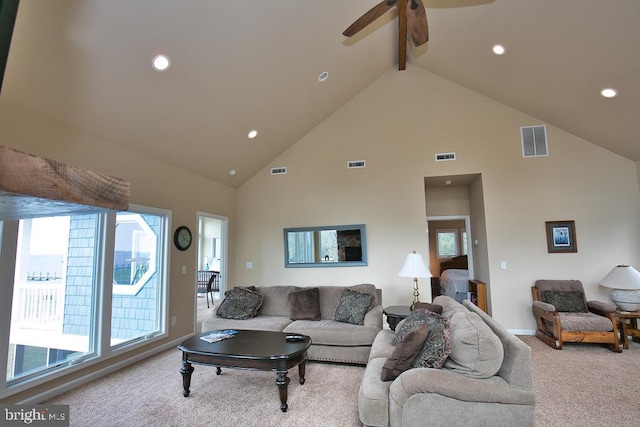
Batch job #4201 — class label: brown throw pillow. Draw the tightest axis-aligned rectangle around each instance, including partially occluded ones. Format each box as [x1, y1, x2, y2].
[289, 287, 321, 320]
[412, 302, 443, 315]
[381, 325, 430, 381]
[216, 287, 263, 319]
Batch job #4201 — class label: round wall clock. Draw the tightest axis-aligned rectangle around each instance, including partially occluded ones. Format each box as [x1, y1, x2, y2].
[173, 226, 192, 251]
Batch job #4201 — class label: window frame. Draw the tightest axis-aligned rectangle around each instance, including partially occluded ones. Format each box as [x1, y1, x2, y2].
[0, 204, 170, 399]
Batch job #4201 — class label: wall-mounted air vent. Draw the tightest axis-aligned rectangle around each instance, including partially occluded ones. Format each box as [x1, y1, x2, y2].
[521, 125, 548, 157]
[435, 152, 456, 162]
[270, 167, 287, 175]
[347, 160, 366, 169]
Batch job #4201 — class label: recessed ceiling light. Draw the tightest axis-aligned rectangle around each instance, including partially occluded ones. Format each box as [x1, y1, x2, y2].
[318, 71, 329, 82]
[228, 169, 236, 176]
[492, 45, 506, 55]
[152, 54, 171, 72]
[600, 88, 618, 98]
[247, 130, 258, 139]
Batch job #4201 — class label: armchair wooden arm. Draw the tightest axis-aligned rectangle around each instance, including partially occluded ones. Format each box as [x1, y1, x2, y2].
[531, 295, 562, 349]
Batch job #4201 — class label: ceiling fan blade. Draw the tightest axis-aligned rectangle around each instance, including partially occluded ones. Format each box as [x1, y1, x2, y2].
[343, 0, 397, 37]
[398, 0, 407, 70]
[407, 0, 429, 46]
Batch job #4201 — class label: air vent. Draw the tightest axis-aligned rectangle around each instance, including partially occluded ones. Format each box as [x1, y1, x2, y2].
[435, 152, 456, 162]
[270, 167, 287, 175]
[521, 125, 548, 157]
[347, 160, 366, 169]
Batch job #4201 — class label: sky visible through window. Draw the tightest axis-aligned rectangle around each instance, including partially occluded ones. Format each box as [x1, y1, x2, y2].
[29, 216, 70, 255]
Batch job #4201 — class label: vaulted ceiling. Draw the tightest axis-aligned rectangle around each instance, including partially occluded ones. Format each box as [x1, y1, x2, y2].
[2, 0, 639, 188]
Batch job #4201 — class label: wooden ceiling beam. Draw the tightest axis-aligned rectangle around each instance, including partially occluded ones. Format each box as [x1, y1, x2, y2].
[0, 146, 130, 220]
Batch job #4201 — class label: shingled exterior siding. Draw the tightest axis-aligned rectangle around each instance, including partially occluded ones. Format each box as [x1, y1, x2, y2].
[62, 215, 98, 337]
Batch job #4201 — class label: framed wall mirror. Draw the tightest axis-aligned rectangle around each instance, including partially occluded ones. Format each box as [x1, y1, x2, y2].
[284, 224, 367, 268]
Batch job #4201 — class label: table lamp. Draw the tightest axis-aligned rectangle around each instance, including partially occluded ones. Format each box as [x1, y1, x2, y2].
[600, 264, 640, 312]
[398, 251, 431, 310]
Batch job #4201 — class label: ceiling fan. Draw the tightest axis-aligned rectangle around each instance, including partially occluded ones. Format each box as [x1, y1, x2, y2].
[343, 0, 429, 71]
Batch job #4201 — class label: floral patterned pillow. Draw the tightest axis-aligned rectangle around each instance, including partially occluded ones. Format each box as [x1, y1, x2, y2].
[540, 290, 587, 312]
[391, 309, 441, 346]
[216, 287, 263, 319]
[333, 289, 375, 325]
[411, 317, 452, 369]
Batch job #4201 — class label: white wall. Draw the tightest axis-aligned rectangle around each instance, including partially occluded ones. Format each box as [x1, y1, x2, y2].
[235, 64, 640, 331]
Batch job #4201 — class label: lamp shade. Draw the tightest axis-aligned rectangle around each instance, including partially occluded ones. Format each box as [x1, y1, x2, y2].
[600, 265, 640, 290]
[398, 251, 431, 278]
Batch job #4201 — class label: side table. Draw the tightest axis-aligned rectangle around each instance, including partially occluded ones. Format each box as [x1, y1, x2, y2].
[383, 305, 411, 331]
[616, 310, 640, 349]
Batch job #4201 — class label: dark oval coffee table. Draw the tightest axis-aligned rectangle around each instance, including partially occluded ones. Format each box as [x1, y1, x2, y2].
[177, 330, 311, 412]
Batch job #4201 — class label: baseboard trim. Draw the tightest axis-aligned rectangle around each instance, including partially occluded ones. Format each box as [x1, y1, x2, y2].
[17, 335, 192, 404]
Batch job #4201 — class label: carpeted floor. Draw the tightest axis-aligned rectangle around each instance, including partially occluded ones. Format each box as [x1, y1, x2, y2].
[43, 297, 640, 426]
[519, 334, 640, 427]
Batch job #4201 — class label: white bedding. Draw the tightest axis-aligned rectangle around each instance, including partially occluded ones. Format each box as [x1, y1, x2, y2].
[440, 268, 469, 302]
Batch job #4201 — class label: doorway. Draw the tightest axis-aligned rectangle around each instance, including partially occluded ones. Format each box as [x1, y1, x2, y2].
[195, 212, 228, 330]
[424, 173, 489, 310]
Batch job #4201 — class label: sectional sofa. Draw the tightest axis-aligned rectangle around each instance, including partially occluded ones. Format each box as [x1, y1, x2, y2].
[358, 296, 535, 427]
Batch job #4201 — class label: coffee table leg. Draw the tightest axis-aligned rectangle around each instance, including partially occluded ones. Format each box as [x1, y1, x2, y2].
[298, 360, 306, 385]
[180, 360, 194, 397]
[275, 371, 290, 412]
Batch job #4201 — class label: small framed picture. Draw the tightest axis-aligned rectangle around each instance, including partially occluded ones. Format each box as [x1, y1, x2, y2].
[545, 221, 577, 253]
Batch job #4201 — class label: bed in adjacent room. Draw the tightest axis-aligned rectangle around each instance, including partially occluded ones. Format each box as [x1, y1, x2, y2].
[438, 255, 469, 302]
[439, 268, 470, 302]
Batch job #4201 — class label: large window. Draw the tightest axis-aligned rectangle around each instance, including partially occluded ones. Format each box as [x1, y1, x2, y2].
[1, 205, 169, 396]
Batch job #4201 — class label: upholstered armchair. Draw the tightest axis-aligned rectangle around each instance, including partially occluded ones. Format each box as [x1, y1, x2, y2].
[531, 279, 622, 352]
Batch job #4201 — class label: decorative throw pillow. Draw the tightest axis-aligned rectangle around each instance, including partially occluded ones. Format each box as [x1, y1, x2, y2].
[289, 287, 321, 321]
[411, 317, 452, 369]
[540, 290, 587, 312]
[216, 287, 263, 320]
[333, 289, 375, 325]
[391, 309, 441, 346]
[412, 302, 443, 315]
[381, 325, 430, 381]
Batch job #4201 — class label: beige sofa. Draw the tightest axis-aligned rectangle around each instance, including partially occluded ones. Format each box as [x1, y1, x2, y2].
[202, 284, 383, 364]
[358, 296, 535, 427]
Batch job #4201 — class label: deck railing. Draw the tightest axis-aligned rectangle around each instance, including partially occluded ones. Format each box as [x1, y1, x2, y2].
[11, 282, 65, 331]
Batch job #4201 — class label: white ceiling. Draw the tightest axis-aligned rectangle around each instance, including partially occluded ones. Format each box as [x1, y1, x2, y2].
[2, 0, 639, 188]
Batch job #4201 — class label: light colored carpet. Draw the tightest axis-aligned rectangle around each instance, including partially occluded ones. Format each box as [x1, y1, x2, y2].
[519, 334, 640, 427]
[43, 297, 640, 426]
[46, 352, 362, 427]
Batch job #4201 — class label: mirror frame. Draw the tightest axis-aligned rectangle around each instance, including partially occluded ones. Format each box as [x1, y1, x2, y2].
[284, 224, 367, 268]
